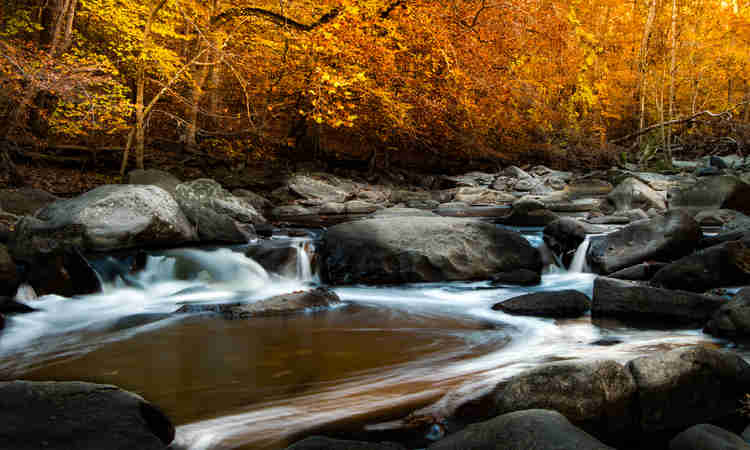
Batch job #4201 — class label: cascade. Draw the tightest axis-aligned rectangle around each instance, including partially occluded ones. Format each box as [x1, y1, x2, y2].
[569, 236, 591, 273]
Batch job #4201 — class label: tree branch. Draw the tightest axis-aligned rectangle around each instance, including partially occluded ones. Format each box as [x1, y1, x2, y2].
[212, 6, 340, 30]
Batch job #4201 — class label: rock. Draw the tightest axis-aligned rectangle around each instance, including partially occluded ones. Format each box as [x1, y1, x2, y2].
[587, 211, 702, 274]
[694, 209, 749, 228]
[547, 198, 600, 213]
[24, 247, 102, 297]
[127, 169, 181, 195]
[271, 205, 316, 220]
[371, 208, 438, 218]
[318, 202, 346, 215]
[491, 176, 514, 191]
[568, 178, 614, 196]
[357, 189, 390, 204]
[0, 380, 174, 449]
[669, 175, 750, 214]
[492, 290, 590, 317]
[587, 215, 631, 225]
[626, 346, 750, 433]
[454, 187, 515, 205]
[427, 409, 614, 450]
[285, 436, 405, 450]
[175, 179, 264, 244]
[9, 185, 196, 258]
[0, 211, 18, 243]
[669, 424, 750, 450]
[0, 188, 58, 216]
[390, 190, 432, 204]
[705, 288, 750, 337]
[232, 189, 273, 213]
[344, 200, 379, 214]
[288, 174, 353, 203]
[0, 244, 19, 297]
[543, 218, 608, 265]
[496, 200, 558, 227]
[245, 245, 299, 278]
[592, 277, 724, 324]
[490, 269, 541, 286]
[493, 361, 637, 437]
[405, 199, 440, 210]
[652, 240, 750, 292]
[515, 178, 543, 192]
[609, 262, 667, 281]
[178, 288, 341, 318]
[502, 166, 533, 179]
[321, 217, 541, 285]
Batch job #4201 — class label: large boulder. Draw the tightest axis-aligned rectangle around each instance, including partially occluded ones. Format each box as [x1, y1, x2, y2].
[24, 247, 101, 297]
[286, 436, 404, 450]
[652, 240, 750, 292]
[592, 277, 724, 325]
[174, 179, 265, 244]
[626, 346, 750, 433]
[427, 409, 614, 450]
[606, 178, 666, 212]
[0, 188, 58, 216]
[543, 218, 608, 267]
[0, 381, 174, 450]
[288, 174, 354, 203]
[669, 175, 750, 214]
[9, 185, 196, 259]
[321, 217, 541, 285]
[127, 169, 181, 195]
[493, 361, 637, 437]
[669, 424, 750, 450]
[492, 290, 591, 317]
[587, 211, 701, 274]
[705, 288, 750, 337]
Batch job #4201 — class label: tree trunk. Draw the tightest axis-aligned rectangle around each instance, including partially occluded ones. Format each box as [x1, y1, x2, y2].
[667, 0, 677, 163]
[637, 0, 658, 146]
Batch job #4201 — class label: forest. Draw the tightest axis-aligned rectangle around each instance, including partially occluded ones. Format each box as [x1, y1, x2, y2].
[1, 0, 749, 184]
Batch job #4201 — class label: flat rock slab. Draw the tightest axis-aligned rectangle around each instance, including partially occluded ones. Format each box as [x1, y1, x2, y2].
[176, 288, 340, 318]
[492, 290, 591, 317]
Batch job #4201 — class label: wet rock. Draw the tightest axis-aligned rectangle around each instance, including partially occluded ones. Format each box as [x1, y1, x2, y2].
[669, 424, 750, 450]
[9, 185, 196, 258]
[547, 198, 600, 213]
[587, 211, 701, 274]
[0, 380, 174, 449]
[0, 243, 19, 297]
[390, 190, 432, 204]
[592, 277, 724, 325]
[0, 188, 58, 216]
[490, 269, 541, 286]
[669, 175, 750, 215]
[344, 200, 379, 214]
[490, 176, 514, 191]
[321, 217, 541, 285]
[454, 187, 515, 205]
[245, 245, 299, 277]
[288, 174, 353, 203]
[225, 288, 340, 318]
[128, 169, 181, 195]
[24, 247, 102, 297]
[356, 189, 390, 204]
[285, 436, 405, 450]
[609, 262, 667, 281]
[492, 290, 590, 317]
[587, 215, 631, 225]
[652, 240, 750, 292]
[705, 288, 750, 337]
[232, 189, 273, 213]
[493, 361, 637, 437]
[495, 199, 558, 227]
[427, 409, 614, 450]
[405, 199, 440, 210]
[502, 166, 533, 179]
[543, 218, 608, 265]
[626, 346, 750, 433]
[515, 178, 543, 192]
[0, 296, 36, 313]
[175, 179, 264, 244]
[694, 209, 749, 228]
[606, 178, 667, 213]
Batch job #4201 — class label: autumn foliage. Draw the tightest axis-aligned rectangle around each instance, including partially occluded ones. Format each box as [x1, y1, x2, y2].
[1, 0, 749, 172]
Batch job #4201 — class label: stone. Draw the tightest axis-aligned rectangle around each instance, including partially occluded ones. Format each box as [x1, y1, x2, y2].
[490, 269, 541, 286]
[626, 346, 750, 433]
[670, 424, 750, 450]
[694, 209, 749, 228]
[371, 208, 438, 218]
[0, 380, 174, 450]
[587, 211, 701, 274]
[390, 190, 433, 204]
[271, 205, 316, 219]
[608, 262, 667, 281]
[502, 166, 533, 179]
[321, 217, 541, 285]
[592, 277, 724, 325]
[232, 189, 273, 213]
[0, 244, 19, 297]
[0, 296, 36, 313]
[426, 409, 614, 450]
[245, 245, 299, 278]
[547, 198, 600, 213]
[0, 188, 58, 216]
[495, 200, 558, 227]
[669, 175, 750, 215]
[568, 179, 614, 196]
[492, 290, 590, 317]
[175, 179, 264, 244]
[288, 174, 353, 203]
[543, 218, 608, 265]
[318, 202, 346, 215]
[127, 169, 181, 195]
[705, 288, 750, 337]
[8, 185, 196, 258]
[652, 240, 750, 292]
[454, 187, 515, 205]
[285, 436, 405, 450]
[177, 288, 340, 318]
[24, 247, 102, 297]
[344, 200, 379, 214]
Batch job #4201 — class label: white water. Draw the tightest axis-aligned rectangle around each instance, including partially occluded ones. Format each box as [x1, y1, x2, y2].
[293, 240, 315, 282]
[569, 236, 591, 273]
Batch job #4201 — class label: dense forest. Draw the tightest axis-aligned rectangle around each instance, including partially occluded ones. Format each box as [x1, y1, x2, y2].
[1, 0, 749, 184]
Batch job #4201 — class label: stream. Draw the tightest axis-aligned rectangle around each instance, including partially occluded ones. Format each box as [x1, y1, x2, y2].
[0, 228, 741, 449]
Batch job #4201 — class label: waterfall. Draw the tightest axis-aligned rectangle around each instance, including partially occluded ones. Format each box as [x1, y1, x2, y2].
[293, 240, 314, 282]
[569, 236, 591, 273]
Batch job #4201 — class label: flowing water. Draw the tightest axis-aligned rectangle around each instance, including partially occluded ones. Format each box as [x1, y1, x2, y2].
[0, 230, 740, 449]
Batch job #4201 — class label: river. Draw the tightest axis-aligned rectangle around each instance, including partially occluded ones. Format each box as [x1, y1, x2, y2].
[0, 229, 737, 449]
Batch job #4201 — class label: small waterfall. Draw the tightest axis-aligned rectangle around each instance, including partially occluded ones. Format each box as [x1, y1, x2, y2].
[569, 236, 591, 273]
[293, 241, 314, 282]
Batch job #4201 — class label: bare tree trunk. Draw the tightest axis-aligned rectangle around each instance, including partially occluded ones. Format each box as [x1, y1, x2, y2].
[638, 0, 658, 146]
[667, 0, 677, 163]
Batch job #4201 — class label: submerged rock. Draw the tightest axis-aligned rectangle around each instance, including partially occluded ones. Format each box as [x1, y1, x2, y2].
[427, 409, 614, 450]
[321, 217, 541, 285]
[0, 380, 174, 449]
[492, 290, 591, 317]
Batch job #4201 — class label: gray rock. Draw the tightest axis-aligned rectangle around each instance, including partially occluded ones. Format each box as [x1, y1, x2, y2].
[271, 205, 316, 219]
[427, 409, 614, 450]
[127, 169, 181, 195]
[543, 218, 608, 265]
[318, 202, 346, 215]
[568, 179, 614, 196]
[493, 361, 637, 436]
[371, 207, 438, 218]
[652, 240, 750, 292]
[0, 188, 58, 216]
[705, 288, 750, 337]
[515, 178, 542, 192]
[232, 189, 273, 213]
[390, 190, 432, 204]
[0, 380, 174, 450]
[592, 277, 724, 324]
[286, 436, 404, 450]
[9, 185, 196, 258]
[321, 217, 541, 285]
[587, 215, 631, 225]
[669, 175, 750, 215]
[288, 174, 353, 202]
[609, 262, 667, 281]
[405, 199, 440, 209]
[245, 245, 300, 278]
[177, 288, 340, 318]
[344, 200, 379, 214]
[491, 176, 514, 191]
[454, 187, 515, 205]
[175, 179, 265, 243]
[694, 209, 749, 227]
[547, 198, 600, 213]
[588, 211, 701, 274]
[627, 346, 750, 433]
[670, 424, 750, 450]
[721, 212, 750, 232]
[496, 200, 558, 227]
[490, 269, 541, 286]
[502, 166, 533, 179]
[492, 290, 590, 317]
